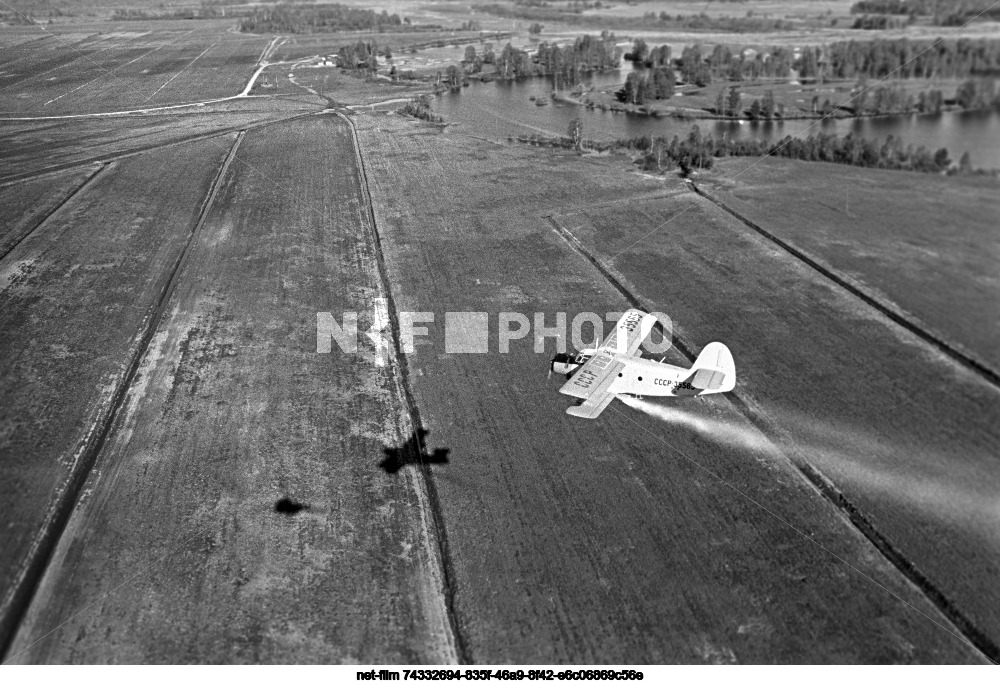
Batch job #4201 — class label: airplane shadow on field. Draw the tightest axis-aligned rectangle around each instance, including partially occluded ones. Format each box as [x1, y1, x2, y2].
[379, 428, 450, 475]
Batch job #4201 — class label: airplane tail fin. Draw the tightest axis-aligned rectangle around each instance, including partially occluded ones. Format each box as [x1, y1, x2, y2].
[689, 342, 736, 394]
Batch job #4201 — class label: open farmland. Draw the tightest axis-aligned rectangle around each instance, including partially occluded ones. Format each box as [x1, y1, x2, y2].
[0, 165, 99, 257]
[0, 136, 238, 650]
[5, 116, 457, 664]
[2, 0, 999, 667]
[542, 160, 1000, 657]
[698, 158, 1000, 376]
[350, 112, 987, 663]
[0, 100, 318, 183]
[0, 23, 271, 115]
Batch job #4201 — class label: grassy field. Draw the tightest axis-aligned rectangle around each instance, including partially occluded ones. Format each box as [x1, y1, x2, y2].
[0, 98, 316, 182]
[0, 23, 270, 114]
[540, 160, 1000, 655]
[699, 157, 1000, 375]
[286, 65, 429, 106]
[1, 0, 998, 665]
[0, 137, 236, 652]
[0, 165, 99, 256]
[352, 111, 984, 663]
[6, 115, 457, 664]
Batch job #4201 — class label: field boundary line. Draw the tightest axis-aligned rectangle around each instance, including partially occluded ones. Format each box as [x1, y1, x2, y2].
[0, 161, 107, 263]
[0, 132, 245, 662]
[339, 111, 469, 665]
[690, 181, 1000, 390]
[546, 212, 999, 664]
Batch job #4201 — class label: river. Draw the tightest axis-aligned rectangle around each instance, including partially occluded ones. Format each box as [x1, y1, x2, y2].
[431, 70, 1000, 168]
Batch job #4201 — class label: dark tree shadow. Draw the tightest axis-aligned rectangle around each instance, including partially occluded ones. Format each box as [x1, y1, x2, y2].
[379, 428, 450, 475]
[274, 497, 308, 515]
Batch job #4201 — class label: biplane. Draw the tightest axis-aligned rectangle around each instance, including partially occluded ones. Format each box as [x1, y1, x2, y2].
[550, 309, 736, 419]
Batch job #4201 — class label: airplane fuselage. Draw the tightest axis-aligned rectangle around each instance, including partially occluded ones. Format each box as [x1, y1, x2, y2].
[606, 355, 704, 397]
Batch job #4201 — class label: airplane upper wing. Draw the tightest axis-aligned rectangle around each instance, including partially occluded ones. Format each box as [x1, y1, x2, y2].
[558, 310, 659, 419]
[599, 309, 658, 356]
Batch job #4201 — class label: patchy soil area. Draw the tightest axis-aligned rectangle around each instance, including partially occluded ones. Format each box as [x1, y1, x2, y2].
[6, 116, 457, 664]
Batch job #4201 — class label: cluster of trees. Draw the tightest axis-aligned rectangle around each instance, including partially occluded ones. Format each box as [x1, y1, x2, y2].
[462, 44, 496, 74]
[851, 0, 921, 14]
[676, 43, 795, 85]
[399, 95, 442, 123]
[495, 33, 620, 85]
[821, 38, 1000, 80]
[678, 45, 713, 86]
[636, 11, 790, 32]
[624, 40, 672, 68]
[662, 38, 1000, 86]
[566, 1, 603, 10]
[955, 78, 999, 109]
[441, 64, 467, 90]
[535, 34, 620, 86]
[852, 14, 910, 29]
[337, 41, 379, 71]
[714, 88, 779, 118]
[112, 7, 229, 20]
[238, 4, 403, 34]
[481, 4, 788, 31]
[808, 78, 994, 116]
[619, 68, 675, 105]
[850, 0, 1000, 25]
[622, 126, 954, 175]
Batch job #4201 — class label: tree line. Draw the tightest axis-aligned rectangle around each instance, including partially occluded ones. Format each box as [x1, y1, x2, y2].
[238, 3, 403, 34]
[515, 124, 966, 175]
[479, 3, 792, 32]
[669, 42, 795, 85]
[850, 0, 1000, 25]
[630, 37, 1000, 86]
[111, 6, 227, 21]
[813, 37, 1000, 80]
[619, 126, 956, 175]
[494, 33, 620, 85]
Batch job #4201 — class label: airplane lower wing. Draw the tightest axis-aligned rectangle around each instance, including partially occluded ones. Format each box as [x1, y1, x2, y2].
[559, 349, 623, 399]
[566, 392, 616, 419]
[559, 349, 624, 418]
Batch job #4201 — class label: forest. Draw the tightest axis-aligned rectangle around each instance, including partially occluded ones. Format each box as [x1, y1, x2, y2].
[494, 34, 620, 85]
[237, 3, 404, 33]
[850, 0, 1000, 25]
[806, 37, 1000, 80]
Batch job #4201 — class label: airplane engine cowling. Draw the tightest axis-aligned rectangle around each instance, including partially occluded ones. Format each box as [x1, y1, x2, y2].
[550, 353, 582, 376]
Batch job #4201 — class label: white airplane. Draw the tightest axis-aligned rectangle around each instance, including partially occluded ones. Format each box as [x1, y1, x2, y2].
[550, 308, 736, 419]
